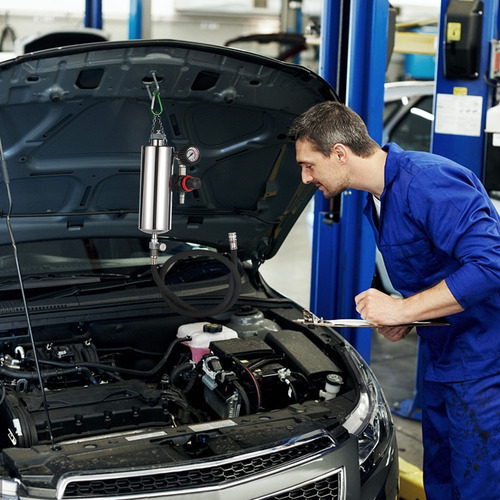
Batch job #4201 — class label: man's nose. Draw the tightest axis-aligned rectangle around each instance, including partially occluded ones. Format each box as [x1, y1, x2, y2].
[301, 168, 313, 184]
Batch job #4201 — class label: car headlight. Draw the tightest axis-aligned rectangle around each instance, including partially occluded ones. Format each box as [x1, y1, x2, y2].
[1, 477, 21, 500]
[342, 344, 394, 480]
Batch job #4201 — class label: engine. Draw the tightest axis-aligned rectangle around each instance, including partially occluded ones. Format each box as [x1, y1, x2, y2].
[0, 307, 344, 450]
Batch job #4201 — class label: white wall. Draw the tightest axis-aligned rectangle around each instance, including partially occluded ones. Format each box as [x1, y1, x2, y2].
[0, 1, 439, 66]
[392, 0, 440, 22]
[0, 0, 439, 42]
[0, 1, 288, 51]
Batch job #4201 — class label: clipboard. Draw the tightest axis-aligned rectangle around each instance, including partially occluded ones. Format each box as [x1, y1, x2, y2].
[293, 309, 450, 328]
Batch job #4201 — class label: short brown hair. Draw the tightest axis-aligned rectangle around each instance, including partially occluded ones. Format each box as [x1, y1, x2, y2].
[288, 101, 380, 158]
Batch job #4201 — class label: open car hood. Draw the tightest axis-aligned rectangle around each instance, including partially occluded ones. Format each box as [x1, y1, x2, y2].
[0, 39, 336, 263]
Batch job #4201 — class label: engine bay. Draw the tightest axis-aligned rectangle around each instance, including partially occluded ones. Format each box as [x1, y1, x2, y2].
[0, 305, 351, 452]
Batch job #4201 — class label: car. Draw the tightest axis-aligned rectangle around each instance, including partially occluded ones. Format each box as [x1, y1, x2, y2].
[0, 39, 398, 500]
[13, 27, 109, 55]
[383, 80, 435, 152]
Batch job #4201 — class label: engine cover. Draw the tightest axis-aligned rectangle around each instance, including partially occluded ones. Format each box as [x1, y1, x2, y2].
[0, 380, 178, 448]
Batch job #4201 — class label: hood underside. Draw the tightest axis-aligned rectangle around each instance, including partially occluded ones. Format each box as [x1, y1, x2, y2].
[0, 39, 337, 262]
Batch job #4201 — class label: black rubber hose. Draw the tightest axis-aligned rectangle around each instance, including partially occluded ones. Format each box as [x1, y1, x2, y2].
[31, 337, 188, 378]
[0, 365, 96, 385]
[151, 249, 241, 318]
[170, 362, 197, 393]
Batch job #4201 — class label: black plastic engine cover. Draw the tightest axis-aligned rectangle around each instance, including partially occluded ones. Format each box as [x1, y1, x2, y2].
[265, 330, 342, 377]
[0, 380, 176, 448]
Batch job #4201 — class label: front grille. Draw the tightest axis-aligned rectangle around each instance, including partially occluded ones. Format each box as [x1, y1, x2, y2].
[60, 433, 336, 498]
[260, 470, 341, 500]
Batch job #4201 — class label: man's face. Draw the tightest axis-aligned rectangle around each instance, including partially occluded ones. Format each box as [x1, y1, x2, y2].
[295, 138, 349, 199]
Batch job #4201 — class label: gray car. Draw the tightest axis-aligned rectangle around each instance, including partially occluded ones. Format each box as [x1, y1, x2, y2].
[0, 39, 398, 500]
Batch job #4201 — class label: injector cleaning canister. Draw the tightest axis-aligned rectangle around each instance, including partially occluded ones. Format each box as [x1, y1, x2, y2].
[139, 133, 174, 235]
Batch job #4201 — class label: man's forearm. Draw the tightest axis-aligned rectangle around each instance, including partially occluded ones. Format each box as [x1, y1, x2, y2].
[355, 279, 464, 326]
[402, 279, 464, 322]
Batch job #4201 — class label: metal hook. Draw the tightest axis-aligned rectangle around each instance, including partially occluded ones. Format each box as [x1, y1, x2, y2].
[145, 71, 161, 100]
[151, 71, 160, 93]
[148, 72, 163, 116]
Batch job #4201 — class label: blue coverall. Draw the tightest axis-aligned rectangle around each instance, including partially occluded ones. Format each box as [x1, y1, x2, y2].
[363, 143, 500, 499]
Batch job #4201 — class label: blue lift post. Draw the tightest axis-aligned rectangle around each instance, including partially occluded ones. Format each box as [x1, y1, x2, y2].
[311, 0, 388, 363]
[394, 0, 500, 421]
[432, 0, 499, 177]
[84, 0, 103, 30]
[129, 0, 143, 40]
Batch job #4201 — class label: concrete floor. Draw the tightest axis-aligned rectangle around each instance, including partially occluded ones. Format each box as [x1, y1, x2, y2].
[260, 205, 424, 471]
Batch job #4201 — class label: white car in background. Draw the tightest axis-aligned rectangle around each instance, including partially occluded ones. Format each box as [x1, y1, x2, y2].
[383, 80, 435, 151]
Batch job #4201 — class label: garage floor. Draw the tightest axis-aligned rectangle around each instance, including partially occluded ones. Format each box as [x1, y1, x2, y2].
[260, 205, 424, 471]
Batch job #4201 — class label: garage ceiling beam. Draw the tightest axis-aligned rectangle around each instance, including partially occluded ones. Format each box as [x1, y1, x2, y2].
[394, 31, 437, 55]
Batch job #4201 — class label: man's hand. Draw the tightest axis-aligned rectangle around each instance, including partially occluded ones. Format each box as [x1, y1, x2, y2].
[355, 280, 463, 328]
[355, 288, 408, 326]
[377, 326, 412, 342]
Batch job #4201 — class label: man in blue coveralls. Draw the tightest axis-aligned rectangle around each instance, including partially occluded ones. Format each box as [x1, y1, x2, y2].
[289, 101, 500, 499]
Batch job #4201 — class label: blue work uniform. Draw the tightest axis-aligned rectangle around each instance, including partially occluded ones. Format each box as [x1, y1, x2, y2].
[363, 143, 500, 499]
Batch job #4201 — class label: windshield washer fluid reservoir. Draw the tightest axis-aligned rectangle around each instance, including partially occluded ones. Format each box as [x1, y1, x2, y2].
[177, 322, 238, 362]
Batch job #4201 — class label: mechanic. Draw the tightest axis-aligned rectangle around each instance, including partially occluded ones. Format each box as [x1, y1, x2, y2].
[288, 100, 500, 499]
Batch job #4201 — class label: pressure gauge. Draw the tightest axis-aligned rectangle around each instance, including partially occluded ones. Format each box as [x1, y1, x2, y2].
[178, 145, 201, 165]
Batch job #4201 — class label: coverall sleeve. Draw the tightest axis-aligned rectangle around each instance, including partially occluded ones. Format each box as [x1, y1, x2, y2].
[408, 165, 500, 310]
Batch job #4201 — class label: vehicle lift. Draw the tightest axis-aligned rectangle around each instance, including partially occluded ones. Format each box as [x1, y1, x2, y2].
[311, 0, 388, 364]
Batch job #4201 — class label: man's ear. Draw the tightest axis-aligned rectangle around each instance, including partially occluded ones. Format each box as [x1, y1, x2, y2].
[332, 143, 348, 163]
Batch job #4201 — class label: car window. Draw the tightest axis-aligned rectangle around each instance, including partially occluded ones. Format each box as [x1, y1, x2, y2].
[388, 95, 434, 151]
[383, 100, 401, 123]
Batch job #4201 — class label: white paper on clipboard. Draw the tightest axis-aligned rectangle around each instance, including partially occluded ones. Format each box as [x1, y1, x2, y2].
[293, 318, 449, 328]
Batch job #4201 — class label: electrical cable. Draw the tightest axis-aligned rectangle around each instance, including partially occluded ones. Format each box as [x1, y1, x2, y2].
[230, 356, 262, 410]
[233, 380, 251, 415]
[483, 70, 500, 89]
[0, 136, 60, 451]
